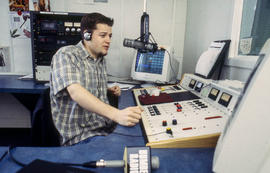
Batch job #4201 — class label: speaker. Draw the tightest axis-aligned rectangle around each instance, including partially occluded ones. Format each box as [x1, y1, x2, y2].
[83, 31, 92, 41]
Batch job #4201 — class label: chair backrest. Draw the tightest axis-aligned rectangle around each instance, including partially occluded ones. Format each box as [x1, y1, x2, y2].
[32, 88, 60, 146]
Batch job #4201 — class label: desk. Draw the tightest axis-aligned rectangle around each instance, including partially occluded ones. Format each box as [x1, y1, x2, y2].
[0, 87, 215, 173]
[0, 75, 48, 94]
[0, 75, 50, 145]
[0, 75, 49, 116]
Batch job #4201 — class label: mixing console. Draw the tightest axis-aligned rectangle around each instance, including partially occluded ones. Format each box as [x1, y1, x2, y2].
[133, 74, 242, 148]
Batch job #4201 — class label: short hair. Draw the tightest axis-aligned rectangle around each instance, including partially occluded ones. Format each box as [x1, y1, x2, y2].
[80, 12, 114, 33]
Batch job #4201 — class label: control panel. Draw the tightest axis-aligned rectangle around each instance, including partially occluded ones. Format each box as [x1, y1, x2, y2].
[133, 74, 242, 148]
[30, 11, 85, 82]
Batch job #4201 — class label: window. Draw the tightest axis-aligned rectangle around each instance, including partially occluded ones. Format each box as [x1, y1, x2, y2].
[230, 0, 270, 58]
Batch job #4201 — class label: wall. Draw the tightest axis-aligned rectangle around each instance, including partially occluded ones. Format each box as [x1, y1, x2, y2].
[183, 0, 260, 82]
[0, 1, 10, 47]
[0, 0, 187, 80]
[61, 0, 187, 79]
[1, 0, 254, 82]
[183, 0, 237, 79]
[0, 1, 13, 72]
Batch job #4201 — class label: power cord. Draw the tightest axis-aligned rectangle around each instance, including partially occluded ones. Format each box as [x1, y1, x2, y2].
[8, 146, 26, 167]
[7, 146, 101, 168]
[164, 48, 178, 83]
[0, 150, 8, 163]
[112, 131, 142, 137]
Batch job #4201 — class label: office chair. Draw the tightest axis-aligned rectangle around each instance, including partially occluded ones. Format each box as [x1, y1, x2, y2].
[31, 88, 60, 146]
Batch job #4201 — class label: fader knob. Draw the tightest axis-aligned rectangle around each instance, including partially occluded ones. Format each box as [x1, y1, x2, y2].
[177, 105, 182, 109]
[166, 127, 173, 135]
[162, 120, 167, 126]
[177, 108, 182, 112]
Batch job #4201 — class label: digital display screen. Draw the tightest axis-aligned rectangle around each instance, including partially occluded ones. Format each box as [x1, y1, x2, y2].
[208, 88, 220, 100]
[189, 79, 196, 88]
[210, 88, 219, 96]
[196, 82, 203, 89]
[41, 21, 57, 30]
[190, 79, 196, 85]
[74, 22, 81, 27]
[220, 93, 231, 102]
[135, 50, 165, 74]
[64, 22, 73, 27]
[218, 92, 232, 107]
[194, 81, 204, 92]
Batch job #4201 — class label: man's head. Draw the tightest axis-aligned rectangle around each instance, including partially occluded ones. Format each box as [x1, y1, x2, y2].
[81, 13, 114, 58]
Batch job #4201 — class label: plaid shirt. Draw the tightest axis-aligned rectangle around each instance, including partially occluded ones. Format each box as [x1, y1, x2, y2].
[50, 41, 116, 146]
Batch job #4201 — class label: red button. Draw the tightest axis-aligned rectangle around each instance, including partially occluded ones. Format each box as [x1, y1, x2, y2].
[162, 120, 167, 126]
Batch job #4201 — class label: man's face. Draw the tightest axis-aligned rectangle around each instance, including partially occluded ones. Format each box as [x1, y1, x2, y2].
[85, 23, 112, 58]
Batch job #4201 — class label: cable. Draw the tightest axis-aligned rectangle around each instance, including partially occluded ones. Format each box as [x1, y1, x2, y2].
[149, 32, 157, 45]
[152, 48, 178, 85]
[112, 131, 142, 137]
[113, 130, 168, 139]
[200, 83, 211, 90]
[164, 49, 178, 82]
[8, 146, 27, 167]
[148, 131, 166, 137]
[7, 146, 101, 169]
[0, 150, 8, 162]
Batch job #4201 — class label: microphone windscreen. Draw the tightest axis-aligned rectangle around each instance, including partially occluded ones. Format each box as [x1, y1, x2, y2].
[123, 38, 145, 50]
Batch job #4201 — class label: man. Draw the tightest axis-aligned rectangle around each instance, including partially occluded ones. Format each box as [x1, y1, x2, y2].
[50, 13, 143, 146]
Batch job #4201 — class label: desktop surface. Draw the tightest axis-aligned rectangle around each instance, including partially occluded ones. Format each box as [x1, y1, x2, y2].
[0, 89, 215, 173]
[0, 75, 48, 94]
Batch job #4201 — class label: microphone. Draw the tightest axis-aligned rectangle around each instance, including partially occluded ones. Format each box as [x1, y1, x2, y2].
[123, 38, 158, 52]
[94, 156, 159, 169]
[87, 146, 159, 173]
[123, 146, 159, 173]
[95, 159, 125, 167]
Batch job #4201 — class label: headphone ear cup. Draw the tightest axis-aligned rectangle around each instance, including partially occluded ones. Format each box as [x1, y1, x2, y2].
[83, 32, 92, 41]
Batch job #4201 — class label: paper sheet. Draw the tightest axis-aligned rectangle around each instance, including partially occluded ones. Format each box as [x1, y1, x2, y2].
[195, 42, 225, 77]
[108, 82, 135, 90]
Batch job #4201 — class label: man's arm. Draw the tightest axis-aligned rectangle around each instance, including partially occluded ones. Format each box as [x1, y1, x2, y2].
[67, 83, 142, 126]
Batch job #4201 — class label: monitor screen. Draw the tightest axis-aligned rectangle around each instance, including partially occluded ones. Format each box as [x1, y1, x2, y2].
[188, 79, 197, 89]
[135, 50, 165, 74]
[208, 87, 220, 101]
[218, 92, 232, 107]
[131, 48, 173, 83]
[194, 81, 204, 92]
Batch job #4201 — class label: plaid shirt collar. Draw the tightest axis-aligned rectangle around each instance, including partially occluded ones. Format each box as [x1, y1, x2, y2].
[76, 41, 104, 63]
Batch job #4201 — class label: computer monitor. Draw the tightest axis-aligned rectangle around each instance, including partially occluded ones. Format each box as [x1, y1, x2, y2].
[130, 47, 173, 83]
[212, 39, 270, 173]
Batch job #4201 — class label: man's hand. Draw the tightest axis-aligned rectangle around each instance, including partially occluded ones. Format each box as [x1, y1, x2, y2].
[67, 83, 142, 126]
[108, 85, 121, 96]
[115, 106, 143, 126]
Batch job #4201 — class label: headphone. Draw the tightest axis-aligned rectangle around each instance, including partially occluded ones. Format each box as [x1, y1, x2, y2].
[83, 30, 92, 41]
